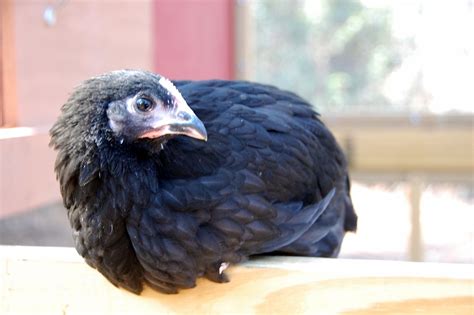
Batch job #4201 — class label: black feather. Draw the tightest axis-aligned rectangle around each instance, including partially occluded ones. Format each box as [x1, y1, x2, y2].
[50, 70, 357, 294]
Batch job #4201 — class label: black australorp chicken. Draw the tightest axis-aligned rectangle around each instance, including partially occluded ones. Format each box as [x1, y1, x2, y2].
[50, 70, 357, 294]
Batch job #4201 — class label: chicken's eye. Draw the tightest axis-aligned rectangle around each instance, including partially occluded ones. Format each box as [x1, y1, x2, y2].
[135, 97, 155, 112]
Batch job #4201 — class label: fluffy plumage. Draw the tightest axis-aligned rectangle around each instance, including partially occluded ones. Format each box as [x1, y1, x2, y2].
[50, 70, 357, 294]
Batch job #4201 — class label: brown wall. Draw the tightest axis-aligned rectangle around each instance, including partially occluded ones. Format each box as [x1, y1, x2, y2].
[1, 0, 237, 218]
[14, 0, 153, 127]
[1, 1, 154, 217]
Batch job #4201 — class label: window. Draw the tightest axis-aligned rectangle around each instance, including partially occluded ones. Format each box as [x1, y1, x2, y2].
[238, 0, 474, 114]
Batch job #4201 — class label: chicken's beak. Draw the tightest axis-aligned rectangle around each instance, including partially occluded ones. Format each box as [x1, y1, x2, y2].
[138, 99, 208, 142]
[163, 110, 208, 141]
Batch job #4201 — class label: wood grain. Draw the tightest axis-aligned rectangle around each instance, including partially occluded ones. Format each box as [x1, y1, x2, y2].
[1, 246, 472, 315]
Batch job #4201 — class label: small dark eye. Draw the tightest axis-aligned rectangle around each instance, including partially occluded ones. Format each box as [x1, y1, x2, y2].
[135, 97, 155, 112]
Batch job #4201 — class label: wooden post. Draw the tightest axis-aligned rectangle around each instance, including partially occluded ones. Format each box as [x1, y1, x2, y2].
[234, 0, 255, 80]
[0, 0, 18, 127]
[409, 176, 423, 261]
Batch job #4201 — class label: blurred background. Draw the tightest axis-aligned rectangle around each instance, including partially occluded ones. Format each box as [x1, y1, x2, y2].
[0, 0, 472, 263]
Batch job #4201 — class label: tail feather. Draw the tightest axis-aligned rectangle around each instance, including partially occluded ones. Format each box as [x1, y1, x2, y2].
[274, 183, 356, 257]
[255, 188, 335, 254]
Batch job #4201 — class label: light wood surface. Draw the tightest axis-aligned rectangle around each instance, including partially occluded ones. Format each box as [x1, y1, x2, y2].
[1, 246, 472, 315]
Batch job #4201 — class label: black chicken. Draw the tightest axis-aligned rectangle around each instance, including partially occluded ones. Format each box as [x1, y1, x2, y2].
[50, 70, 357, 294]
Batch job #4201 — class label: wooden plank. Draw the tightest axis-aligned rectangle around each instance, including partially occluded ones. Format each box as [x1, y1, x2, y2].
[323, 113, 474, 128]
[234, 0, 255, 80]
[408, 176, 423, 261]
[0, 0, 18, 126]
[1, 246, 473, 315]
[331, 126, 473, 173]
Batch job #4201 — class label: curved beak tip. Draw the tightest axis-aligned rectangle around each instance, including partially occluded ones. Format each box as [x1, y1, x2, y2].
[190, 119, 208, 142]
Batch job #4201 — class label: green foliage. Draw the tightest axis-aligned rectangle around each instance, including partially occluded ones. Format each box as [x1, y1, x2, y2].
[252, 0, 401, 111]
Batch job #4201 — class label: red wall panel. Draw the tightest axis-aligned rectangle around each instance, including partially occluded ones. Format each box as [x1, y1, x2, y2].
[153, 0, 234, 80]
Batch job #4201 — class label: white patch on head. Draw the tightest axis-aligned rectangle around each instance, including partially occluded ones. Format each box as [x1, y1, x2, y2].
[110, 69, 144, 77]
[125, 96, 137, 114]
[159, 77, 187, 106]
